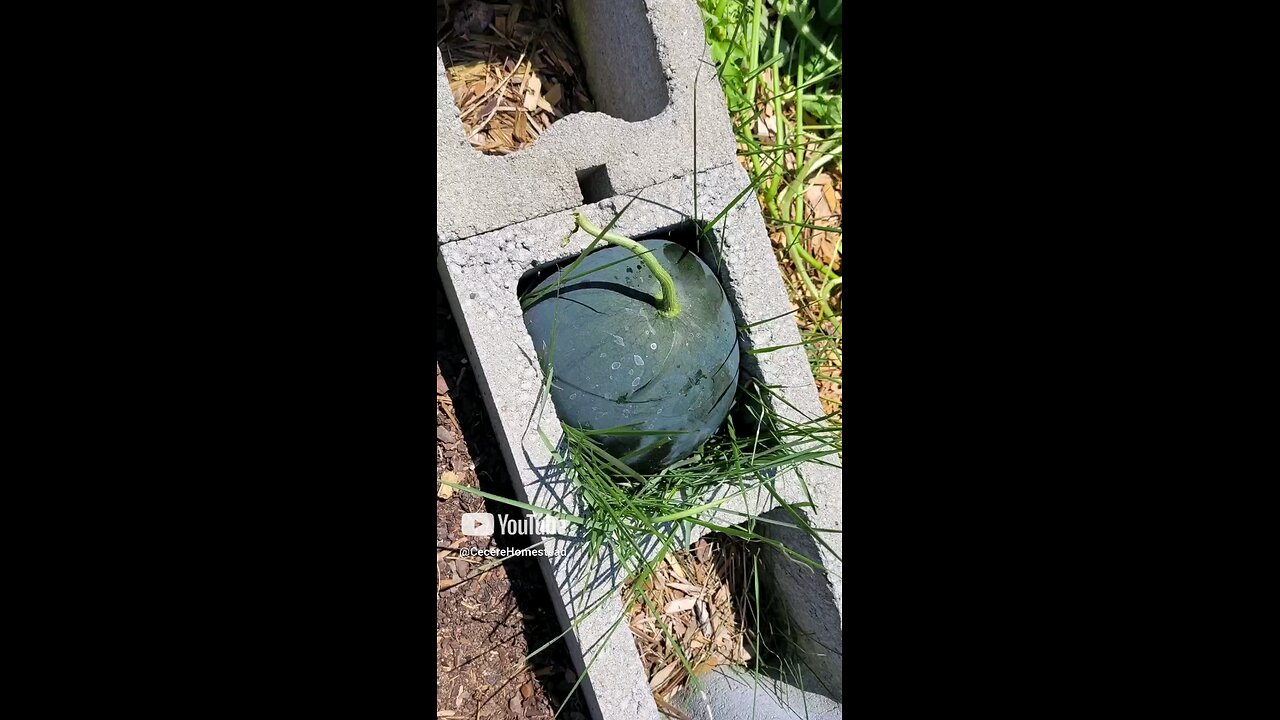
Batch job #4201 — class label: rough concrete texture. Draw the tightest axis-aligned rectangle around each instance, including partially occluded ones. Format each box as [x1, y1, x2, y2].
[436, 0, 738, 243]
[675, 666, 842, 720]
[437, 162, 842, 719]
[756, 506, 844, 704]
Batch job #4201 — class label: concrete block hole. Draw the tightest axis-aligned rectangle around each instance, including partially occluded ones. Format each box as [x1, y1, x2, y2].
[515, 219, 767, 458]
[624, 514, 843, 717]
[576, 165, 614, 204]
[436, 0, 669, 156]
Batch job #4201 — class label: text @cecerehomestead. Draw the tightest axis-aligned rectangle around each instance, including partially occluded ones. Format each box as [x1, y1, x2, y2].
[458, 546, 568, 558]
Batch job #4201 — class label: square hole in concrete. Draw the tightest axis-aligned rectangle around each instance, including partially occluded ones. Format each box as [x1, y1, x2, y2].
[622, 531, 759, 702]
[575, 165, 614, 204]
[437, 0, 669, 156]
[621, 516, 841, 708]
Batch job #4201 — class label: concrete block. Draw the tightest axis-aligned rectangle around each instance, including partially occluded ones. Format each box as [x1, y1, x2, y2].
[436, 0, 739, 243]
[437, 162, 842, 718]
[675, 666, 843, 720]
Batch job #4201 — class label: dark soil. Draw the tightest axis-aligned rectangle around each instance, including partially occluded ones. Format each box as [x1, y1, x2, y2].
[437, 281, 588, 720]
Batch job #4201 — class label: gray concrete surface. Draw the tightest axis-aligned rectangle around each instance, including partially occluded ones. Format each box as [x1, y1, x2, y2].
[437, 162, 842, 720]
[675, 666, 843, 720]
[436, 0, 739, 243]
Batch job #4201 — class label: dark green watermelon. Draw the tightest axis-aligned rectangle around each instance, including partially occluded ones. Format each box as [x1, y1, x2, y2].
[523, 239, 739, 474]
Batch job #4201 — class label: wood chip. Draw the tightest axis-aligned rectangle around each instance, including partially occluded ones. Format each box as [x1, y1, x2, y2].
[526, 112, 545, 136]
[666, 582, 702, 595]
[691, 654, 720, 677]
[436, 537, 464, 561]
[654, 693, 693, 720]
[668, 615, 686, 639]
[514, 111, 530, 142]
[694, 600, 712, 637]
[713, 624, 730, 648]
[649, 660, 679, 691]
[664, 597, 697, 615]
[438, 470, 458, 499]
[696, 540, 712, 564]
[666, 554, 690, 585]
[544, 82, 562, 106]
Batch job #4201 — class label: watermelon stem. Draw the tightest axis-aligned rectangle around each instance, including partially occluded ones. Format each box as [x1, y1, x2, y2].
[574, 213, 681, 318]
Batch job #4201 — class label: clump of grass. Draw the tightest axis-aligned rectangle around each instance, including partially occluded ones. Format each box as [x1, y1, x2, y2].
[541, 359, 840, 716]
[700, 0, 844, 421]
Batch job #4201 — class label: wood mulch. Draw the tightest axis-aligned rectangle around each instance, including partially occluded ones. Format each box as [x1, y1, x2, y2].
[437, 0, 595, 155]
[624, 535, 756, 719]
[437, 281, 588, 720]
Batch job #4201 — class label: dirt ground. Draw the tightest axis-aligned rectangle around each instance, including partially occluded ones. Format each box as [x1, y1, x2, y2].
[437, 282, 587, 720]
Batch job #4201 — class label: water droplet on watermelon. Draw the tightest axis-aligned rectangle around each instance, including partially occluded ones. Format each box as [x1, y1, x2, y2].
[634, 355, 644, 366]
[611, 362, 621, 370]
